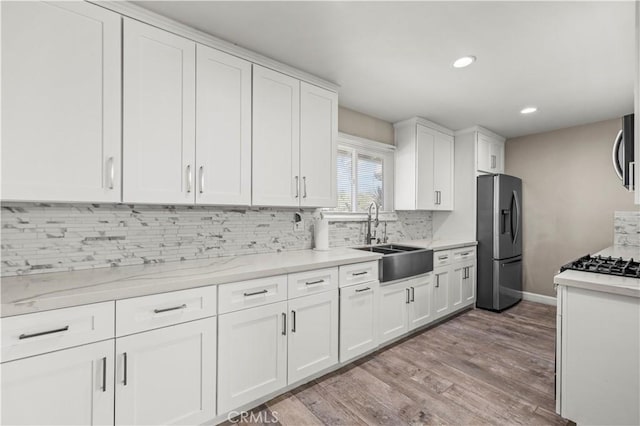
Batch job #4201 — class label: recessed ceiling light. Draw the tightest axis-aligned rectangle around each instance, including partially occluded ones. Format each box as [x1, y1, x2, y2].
[520, 106, 538, 114]
[453, 56, 476, 68]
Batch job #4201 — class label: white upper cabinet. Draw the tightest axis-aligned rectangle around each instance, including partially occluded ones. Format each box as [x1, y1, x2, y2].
[253, 66, 338, 208]
[1, 1, 122, 203]
[299, 82, 338, 208]
[123, 18, 196, 204]
[477, 131, 505, 174]
[395, 118, 454, 211]
[196, 45, 252, 206]
[252, 65, 301, 207]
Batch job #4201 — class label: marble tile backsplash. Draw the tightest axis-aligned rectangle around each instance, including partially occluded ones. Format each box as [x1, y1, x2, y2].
[614, 210, 640, 247]
[0, 204, 432, 276]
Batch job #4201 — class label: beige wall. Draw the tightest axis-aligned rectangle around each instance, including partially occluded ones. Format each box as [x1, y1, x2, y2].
[338, 106, 394, 144]
[505, 118, 638, 297]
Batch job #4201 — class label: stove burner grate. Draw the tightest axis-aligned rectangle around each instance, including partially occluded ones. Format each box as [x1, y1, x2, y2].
[561, 255, 640, 278]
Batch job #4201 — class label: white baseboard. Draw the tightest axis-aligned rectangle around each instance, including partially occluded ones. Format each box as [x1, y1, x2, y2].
[522, 291, 556, 306]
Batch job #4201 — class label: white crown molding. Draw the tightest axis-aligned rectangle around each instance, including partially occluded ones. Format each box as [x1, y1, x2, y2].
[89, 1, 340, 92]
[337, 132, 396, 152]
[454, 125, 506, 142]
[393, 117, 454, 136]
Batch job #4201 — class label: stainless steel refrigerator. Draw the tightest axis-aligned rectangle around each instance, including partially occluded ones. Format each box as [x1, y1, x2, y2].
[476, 174, 522, 311]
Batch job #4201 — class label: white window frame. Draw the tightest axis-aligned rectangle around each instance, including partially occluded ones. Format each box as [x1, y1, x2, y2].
[323, 132, 397, 222]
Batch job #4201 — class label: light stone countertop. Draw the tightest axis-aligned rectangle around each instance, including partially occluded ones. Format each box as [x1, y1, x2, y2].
[0, 238, 478, 318]
[394, 239, 478, 251]
[1, 248, 382, 318]
[553, 245, 640, 299]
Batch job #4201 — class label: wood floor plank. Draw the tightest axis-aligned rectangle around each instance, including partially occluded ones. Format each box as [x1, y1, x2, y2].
[251, 301, 568, 426]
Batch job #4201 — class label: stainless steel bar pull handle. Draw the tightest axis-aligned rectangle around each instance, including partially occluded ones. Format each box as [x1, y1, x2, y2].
[435, 274, 440, 288]
[352, 271, 368, 276]
[107, 157, 115, 189]
[153, 304, 187, 314]
[244, 289, 268, 297]
[186, 165, 192, 193]
[199, 166, 204, 194]
[291, 310, 296, 333]
[19, 325, 69, 340]
[303, 176, 307, 198]
[410, 286, 415, 302]
[281, 313, 287, 336]
[123, 352, 128, 386]
[406, 288, 410, 304]
[101, 356, 107, 392]
[295, 176, 299, 198]
[305, 279, 324, 286]
[355, 287, 371, 293]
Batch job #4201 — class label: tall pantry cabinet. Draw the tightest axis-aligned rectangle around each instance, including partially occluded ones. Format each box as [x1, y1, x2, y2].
[1, 1, 122, 203]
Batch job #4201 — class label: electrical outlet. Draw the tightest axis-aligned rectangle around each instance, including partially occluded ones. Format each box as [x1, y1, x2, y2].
[294, 219, 304, 232]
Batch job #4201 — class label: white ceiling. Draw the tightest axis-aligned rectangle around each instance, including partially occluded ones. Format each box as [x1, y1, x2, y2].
[132, 1, 636, 138]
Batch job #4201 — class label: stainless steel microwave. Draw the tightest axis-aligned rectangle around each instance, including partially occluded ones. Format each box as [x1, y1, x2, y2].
[612, 114, 635, 190]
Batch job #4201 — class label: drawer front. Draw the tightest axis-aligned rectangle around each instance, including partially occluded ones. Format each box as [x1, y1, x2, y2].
[1, 302, 114, 362]
[218, 275, 287, 314]
[116, 286, 217, 337]
[452, 246, 476, 263]
[288, 267, 338, 299]
[339, 261, 379, 288]
[434, 250, 452, 268]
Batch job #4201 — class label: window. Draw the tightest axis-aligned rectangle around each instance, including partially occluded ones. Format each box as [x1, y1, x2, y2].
[334, 133, 395, 213]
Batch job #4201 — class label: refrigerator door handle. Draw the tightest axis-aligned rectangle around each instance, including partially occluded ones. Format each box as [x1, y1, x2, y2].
[612, 129, 624, 180]
[501, 257, 522, 266]
[512, 190, 521, 245]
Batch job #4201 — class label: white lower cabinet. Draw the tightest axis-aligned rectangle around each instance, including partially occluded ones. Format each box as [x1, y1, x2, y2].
[450, 264, 466, 312]
[1, 340, 114, 426]
[115, 317, 217, 426]
[288, 291, 339, 383]
[433, 268, 451, 320]
[339, 281, 380, 362]
[379, 274, 433, 345]
[217, 289, 339, 415]
[379, 281, 410, 343]
[218, 301, 288, 414]
[408, 275, 434, 329]
[462, 263, 476, 305]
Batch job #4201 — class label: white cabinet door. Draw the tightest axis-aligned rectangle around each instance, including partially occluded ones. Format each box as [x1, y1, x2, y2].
[218, 301, 287, 414]
[340, 282, 379, 362]
[115, 317, 216, 426]
[123, 18, 196, 204]
[450, 265, 465, 312]
[379, 282, 409, 344]
[433, 268, 451, 319]
[288, 291, 339, 384]
[196, 45, 252, 206]
[1, 1, 121, 202]
[462, 263, 477, 306]
[408, 275, 433, 330]
[299, 82, 338, 208]
[416, 125, 436, 210]
[252, 65, 300, 207]
[433, 132, 454, 210]
[1, 340, 114, 426]
[477, 133, 504, 174]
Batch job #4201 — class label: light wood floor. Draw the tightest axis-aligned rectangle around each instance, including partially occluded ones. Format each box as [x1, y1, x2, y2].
[229, 301, 568, 426]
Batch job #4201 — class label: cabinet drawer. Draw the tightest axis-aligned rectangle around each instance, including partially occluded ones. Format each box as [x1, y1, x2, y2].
[452, 246, 476, 263]
[218, 275, 287, 314]
[288, 267, 338, 299]
[1, 302, 114, 362]
[339, 261, 379, 288]
[116, 286, 217, 337]
[434, 250, 452, 268]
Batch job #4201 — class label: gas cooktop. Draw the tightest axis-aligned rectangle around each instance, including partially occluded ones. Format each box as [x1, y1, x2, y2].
[561, 254, 640, 279]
